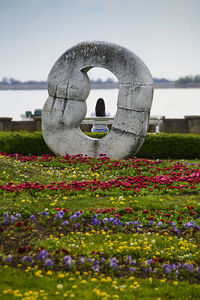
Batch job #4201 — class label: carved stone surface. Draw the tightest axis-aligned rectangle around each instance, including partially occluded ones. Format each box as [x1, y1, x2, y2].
[42, 41, 154, 159]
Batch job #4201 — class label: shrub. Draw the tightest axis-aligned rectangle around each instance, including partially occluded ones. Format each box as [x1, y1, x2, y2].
[0, 132, 200, 159]
[0, 131, 52, 155]
[137, 133, 200, 159]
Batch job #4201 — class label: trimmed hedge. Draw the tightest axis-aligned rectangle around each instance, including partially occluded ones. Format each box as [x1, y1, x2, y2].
[0, 131, 52, 155]
[138, 133, 200, 159]
[0, 131, 200, 159]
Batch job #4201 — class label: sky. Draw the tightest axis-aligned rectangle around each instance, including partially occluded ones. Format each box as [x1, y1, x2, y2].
[0, 0, 200, 81]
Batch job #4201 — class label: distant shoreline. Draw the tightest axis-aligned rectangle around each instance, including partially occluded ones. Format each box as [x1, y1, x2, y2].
[0, 82, 200, 90]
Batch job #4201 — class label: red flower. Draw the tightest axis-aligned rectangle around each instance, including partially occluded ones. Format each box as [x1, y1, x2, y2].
[190, 211, 195, 215]
[143, 210, 148, 214]
[187, 206, 194, 210]
[165, 213, 171, 217]
[18, 247, 26, 253]
[15, 221, 22, 227]
[56, 208, 60, 211]
[148, 217, 153, 220]
[115, 214, 120, 218]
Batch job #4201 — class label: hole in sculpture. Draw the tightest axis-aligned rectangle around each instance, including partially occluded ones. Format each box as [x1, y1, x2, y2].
[81, 67, 119, 136]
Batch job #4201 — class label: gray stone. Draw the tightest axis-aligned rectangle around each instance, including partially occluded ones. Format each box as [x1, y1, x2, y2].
[42, 41, 154, 159]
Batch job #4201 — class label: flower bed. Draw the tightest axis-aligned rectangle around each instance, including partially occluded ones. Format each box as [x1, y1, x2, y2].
[0, 153, 200, 299]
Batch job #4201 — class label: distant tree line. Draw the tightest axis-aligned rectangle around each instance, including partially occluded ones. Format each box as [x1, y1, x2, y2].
[0, 77, 46, 85]
[0, 75, 200, 86]
[0, 77, 173, 84]
[175, 75, 200, 85]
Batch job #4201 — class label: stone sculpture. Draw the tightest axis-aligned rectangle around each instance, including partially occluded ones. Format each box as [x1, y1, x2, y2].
[42, 41, 154, 159]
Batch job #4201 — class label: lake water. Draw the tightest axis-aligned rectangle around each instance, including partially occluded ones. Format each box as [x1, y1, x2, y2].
[0, 88, 200, 120]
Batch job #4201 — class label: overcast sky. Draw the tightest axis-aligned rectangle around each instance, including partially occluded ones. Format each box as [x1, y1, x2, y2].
[0, 0, 200, 81]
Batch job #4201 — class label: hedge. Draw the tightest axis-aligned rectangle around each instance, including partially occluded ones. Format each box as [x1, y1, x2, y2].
[0, 131, 52, 156]
[0, 131, 200, 159]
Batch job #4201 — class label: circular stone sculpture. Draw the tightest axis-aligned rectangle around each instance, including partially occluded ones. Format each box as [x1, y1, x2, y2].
[42, 41, 154, 159]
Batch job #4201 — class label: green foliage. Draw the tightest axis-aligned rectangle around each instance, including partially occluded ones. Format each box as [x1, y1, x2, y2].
[137, 133, 200, 159]
[1, 132, 200, 159]
[83, 131, 107, 139]
[0, 131, 52, 155]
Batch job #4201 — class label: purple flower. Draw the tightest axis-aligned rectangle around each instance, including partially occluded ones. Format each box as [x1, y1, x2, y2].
[74, 223, 80, 229]
[101, 257, 105, 264]
[156, 221, 163, 227]
[145, 267, 152, 274]
[30, 215, 36, 221]
[146, 259, 154, 265]
[148, 221, 154, 226]
[23, 255, 32, 263]
[41, 211, 48, 216]
[109, 258, 119, 270]
[129, 267, 136, 273]
[184, 221, 195, 229]
[3, 219, 9, 225]
[92, 218, 101, 226]
[70, 211, 82, 220]
[80, 256, 85, 264]
[64, 255, 72, 268]
[16, 213, 21, 218]
[38, 250, 48, 260]
[3, 213, 8, 218]
[45, 259, 53, 267]
[5, 255, 12, 263]
[10, 215, 17, 223]
[163, 263, 176, 274]
[183, 264, 193, 272]
[92, 260, 100, 273]
[56, 210, 64, 219]
[112, 219, 123, 227]
[62, 220, 69, 226]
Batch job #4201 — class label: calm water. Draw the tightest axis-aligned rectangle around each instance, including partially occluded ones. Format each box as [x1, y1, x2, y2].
[0, 88, 200, 120]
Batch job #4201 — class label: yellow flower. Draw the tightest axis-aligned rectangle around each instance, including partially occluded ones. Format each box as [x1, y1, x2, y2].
[46, 270, 53, 276]
[58, 274, 65, 278]
[129, 276, 135, 280]
[91, 278, 97, 282]
[63, 292, 68, 297]
[35, 270, 43, 277]
[83, 271, 88, 275]
[3, 289, 12, 294]
[173, 281, 178, 285]
[81, 280, 86, 284]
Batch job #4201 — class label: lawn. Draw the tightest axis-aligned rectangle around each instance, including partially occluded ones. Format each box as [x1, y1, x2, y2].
[0, 152, 200, 299]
